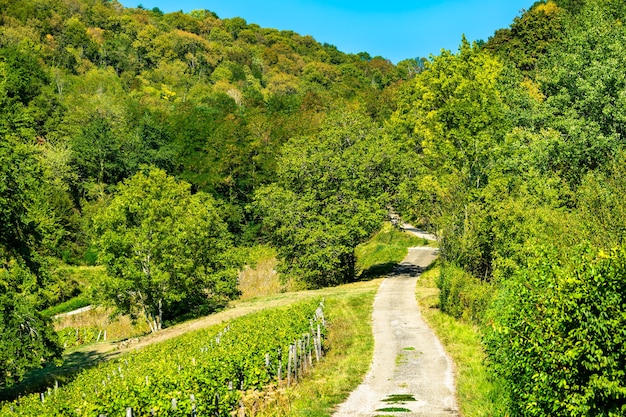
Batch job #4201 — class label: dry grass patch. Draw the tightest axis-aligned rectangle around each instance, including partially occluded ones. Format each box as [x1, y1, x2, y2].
[54, 307, 149, 341]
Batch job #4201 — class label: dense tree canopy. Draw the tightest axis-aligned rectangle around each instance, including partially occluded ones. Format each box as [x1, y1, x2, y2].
[0, 0, 407, 383]
[2, 0, 626, 413]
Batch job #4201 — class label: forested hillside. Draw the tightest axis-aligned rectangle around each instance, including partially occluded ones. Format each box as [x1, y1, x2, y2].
[2, 0, 626, 415]
[0, 0, 410, 388]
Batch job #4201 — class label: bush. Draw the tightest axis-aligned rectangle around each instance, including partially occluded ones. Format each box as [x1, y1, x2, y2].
[484, 245, 626, 417]
[437, 263, 493, 325]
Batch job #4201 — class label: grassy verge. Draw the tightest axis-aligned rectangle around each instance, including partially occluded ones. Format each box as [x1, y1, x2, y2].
[415, 263, 508, 416]
[41, 295, 91, 317]
[249, 282, 378, 416]
[356, 223, 427, 278]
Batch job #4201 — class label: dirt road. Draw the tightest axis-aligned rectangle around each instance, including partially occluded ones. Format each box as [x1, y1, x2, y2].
[333, 246, 458, 417]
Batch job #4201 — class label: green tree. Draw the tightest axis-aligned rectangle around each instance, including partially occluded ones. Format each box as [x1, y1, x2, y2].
[0, 263, 61, 388]
[485, 2, 566, 74]
[255, 110, 390, 287]
[0, 138, 62, 386]
[535, 3, 626, 185]
[93, 168, 239, 332]
[71, 114, 127, 188]
[0, 45, 51, 140]
[391, 39, 511, 278]
[576, 151, 626, 250]
[395, 38, 509, 189]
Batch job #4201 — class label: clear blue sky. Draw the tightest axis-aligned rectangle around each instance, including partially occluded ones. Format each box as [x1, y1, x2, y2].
[118, 0, 536, 63]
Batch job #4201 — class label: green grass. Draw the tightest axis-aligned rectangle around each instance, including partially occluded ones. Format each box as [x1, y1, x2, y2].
[356, 223, 426, 279]
[382, 394, 416, 403]
[415, 263, 509, 417]
[40, 296, 91, 317]
[376, 407, 411, 412]
[264, 284, 378, 416]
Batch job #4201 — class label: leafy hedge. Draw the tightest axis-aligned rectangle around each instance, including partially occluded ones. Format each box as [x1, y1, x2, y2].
[40, 297, 91, 318]
[484, 245, 626, 416]
[437, 264, 493, 325]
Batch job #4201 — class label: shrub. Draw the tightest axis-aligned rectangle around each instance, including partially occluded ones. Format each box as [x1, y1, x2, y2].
[437, 263, 493, 324]
[484, 245, 626, 416]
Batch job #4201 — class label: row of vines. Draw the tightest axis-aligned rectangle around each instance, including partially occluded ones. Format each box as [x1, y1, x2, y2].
[1, 300, 327, 416]
[57, 327, 106, 349]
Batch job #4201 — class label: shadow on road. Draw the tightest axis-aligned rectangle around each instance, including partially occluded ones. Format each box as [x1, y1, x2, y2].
[393, 248, 439, 277]
[358, 262, 399, 281]
[393, 262, 427, 277]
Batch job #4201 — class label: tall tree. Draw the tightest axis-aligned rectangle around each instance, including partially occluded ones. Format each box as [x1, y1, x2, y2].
[93, 168, 239, 332]
[0, 138, 61, 387]
[255, 110, 391, 287]
[391, 39, 511, 277]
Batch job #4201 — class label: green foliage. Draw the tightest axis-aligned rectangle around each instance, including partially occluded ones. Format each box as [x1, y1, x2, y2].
[575, 152, 626, 249]
[392, 39, 509, 184]
[92, 167, 239, 332]
[535, 2, 626, 185]
[0, 45, 48, 109]
[255, 110, 393, 287]
[485, 245, 626, 416]
[1, 0, 405, 261]
[416, 265, 510, 416]
[391, 39, 517, 279]
[437, 264, 492, 325]
[40, 296, 90, 318]
[485, 2, 566, 74]
[0, 139, 41, 269]
[2, 300, 325, 416]
[0, 137, 64, 384]
[355, 223, 426, 278]
[0, 265, 61, 388]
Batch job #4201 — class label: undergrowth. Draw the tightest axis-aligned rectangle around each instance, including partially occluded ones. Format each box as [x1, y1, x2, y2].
[415, 263, 509, 416]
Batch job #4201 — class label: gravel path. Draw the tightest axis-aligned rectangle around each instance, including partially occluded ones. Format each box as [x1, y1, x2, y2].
[333, 246, 459, 417]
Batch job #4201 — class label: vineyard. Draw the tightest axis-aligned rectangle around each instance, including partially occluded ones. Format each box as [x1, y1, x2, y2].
[1, 300, 326, 417]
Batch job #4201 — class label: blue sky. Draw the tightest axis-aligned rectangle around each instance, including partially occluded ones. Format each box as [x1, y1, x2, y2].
[118, 0, 536, 63]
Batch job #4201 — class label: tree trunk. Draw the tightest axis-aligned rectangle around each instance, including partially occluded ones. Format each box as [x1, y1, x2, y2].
[157, 299, 163, 331]
[146, 313, 157, 333]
